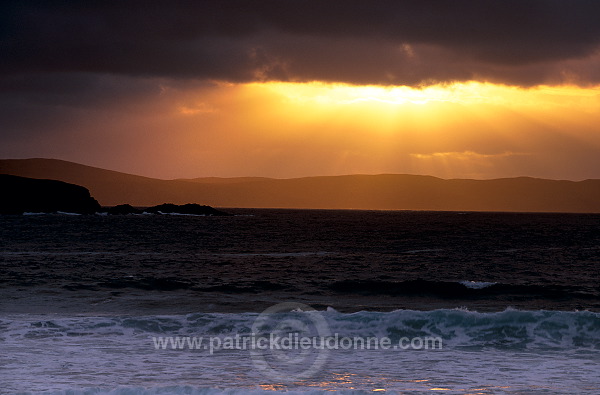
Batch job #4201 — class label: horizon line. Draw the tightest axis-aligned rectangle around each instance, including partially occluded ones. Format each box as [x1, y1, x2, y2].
[1, 157, 598, 183]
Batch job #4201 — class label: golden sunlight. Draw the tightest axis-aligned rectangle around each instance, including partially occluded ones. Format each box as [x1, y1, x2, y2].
[153, 80, 600, 179]
[246, 81, 600, 109]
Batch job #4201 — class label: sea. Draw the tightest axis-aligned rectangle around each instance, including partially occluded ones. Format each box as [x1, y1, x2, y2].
[1, 209, 599, 394]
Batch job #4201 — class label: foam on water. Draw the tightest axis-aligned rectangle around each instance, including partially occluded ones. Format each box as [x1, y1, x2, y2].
[156, 211, 207, 217]
[2, 310, 599, 393]
[2, 309, 599, 350]
[459, 280, 497, 289]
[22, 389, 390, 395]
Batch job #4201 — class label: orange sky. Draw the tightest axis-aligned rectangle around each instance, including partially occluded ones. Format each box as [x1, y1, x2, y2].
[2, 3, 600, 180]
[9, 80, 597, 180]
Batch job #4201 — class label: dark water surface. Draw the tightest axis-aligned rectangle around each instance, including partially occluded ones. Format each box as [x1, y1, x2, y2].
[2, 210, 600, 394]
[1, 209, 599, 314]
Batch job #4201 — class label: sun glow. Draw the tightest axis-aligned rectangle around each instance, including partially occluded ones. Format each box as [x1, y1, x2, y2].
[246, 81, 600, 109]
[257, 81, 488, 106]
[120, 79, 600, 180]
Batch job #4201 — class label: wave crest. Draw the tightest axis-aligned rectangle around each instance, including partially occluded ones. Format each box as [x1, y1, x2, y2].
[3, 309, 599, 351]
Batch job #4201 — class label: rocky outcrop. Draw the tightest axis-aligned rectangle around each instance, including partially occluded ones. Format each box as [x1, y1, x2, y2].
[143, 203, 230, 216]
[0, 174, 101, 214]
[107, 204, 142, 215]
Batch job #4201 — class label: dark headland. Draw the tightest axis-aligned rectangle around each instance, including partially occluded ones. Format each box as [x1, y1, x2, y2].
[0, 174, 101, 214]
[2, 158, 600, 213]
[0, 174, 229, 216]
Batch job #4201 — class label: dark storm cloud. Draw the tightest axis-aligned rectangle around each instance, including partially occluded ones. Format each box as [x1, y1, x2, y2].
[0, 73, 158, 140]
[2, 0, 600, 86]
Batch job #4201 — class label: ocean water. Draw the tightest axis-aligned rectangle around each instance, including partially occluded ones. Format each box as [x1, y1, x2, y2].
[1, 209, 599, 394]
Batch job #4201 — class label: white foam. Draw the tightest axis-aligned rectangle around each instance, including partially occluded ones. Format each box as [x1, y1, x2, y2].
[2, 310, 599, 394]
[459, 280, 496, 289]
[156, 211, 206, 216]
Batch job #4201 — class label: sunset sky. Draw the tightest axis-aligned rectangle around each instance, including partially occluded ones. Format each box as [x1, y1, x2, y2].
[2, 1, 600, 180]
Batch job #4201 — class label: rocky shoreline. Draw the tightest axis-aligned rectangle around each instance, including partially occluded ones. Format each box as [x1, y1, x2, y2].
[1, 174, 229, 216]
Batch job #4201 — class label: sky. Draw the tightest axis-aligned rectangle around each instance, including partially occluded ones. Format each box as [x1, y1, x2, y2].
[2, 1, 600, 180]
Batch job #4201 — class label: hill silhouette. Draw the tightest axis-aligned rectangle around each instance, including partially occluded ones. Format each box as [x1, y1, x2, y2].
[1, 158, 600, 212]
[0, 174, 101, 214]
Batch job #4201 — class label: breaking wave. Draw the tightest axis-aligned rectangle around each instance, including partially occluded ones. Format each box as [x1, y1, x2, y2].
[2, 309, 598, 351]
